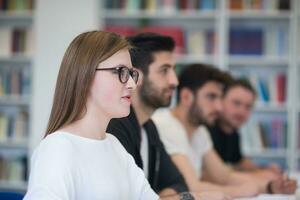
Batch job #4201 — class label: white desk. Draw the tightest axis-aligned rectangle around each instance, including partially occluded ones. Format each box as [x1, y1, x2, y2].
[235, 194, 295, 200]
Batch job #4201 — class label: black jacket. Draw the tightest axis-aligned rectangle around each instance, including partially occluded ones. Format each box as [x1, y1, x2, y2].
[107, 108, 188, 193]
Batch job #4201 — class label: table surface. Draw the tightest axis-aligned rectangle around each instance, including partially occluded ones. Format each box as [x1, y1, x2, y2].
[235, 194, 295, 200]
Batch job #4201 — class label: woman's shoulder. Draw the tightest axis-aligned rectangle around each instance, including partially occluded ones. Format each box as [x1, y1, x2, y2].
[106, 133, 122, 146]
[34, 131, 75, 159]
[40, 131, 74, 147]
[105, 133, 129, 155]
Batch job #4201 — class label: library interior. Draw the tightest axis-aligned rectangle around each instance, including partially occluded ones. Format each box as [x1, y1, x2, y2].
[0, 0, 300, 199]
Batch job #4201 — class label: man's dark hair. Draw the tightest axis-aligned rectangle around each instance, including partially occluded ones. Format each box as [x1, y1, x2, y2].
[127, 32, 175, 75]
[177, 63, 227, 102]
[224, 78, 257, 97]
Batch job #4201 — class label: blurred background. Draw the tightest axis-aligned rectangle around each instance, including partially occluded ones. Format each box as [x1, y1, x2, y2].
[0, 0, 299, 194]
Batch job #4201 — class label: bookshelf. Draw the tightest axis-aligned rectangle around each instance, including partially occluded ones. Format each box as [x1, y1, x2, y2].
[100, 0, 299, 171]
[0, 0, 34, 192]
[296, 0, 300, 169]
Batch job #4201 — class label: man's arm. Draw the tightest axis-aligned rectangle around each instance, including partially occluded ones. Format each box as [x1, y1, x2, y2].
[169, 152, 259, 198]
[234, 157, 260, 171]
[156, 138, 189, 194]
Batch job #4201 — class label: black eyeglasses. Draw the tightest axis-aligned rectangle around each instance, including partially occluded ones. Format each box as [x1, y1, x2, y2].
[96, 65, 139, 84]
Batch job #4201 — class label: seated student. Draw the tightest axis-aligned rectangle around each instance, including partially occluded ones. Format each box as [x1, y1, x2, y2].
[24, 31, 158, 199]
[208, 79, 284, 174]
[107, 33, 230, 200]
[152, 63, 297, 198]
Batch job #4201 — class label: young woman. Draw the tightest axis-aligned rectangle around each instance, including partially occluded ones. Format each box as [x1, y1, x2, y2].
[24, 31, 158, 199]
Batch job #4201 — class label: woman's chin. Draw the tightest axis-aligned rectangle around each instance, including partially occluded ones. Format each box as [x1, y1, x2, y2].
[111, 108, 130, 118]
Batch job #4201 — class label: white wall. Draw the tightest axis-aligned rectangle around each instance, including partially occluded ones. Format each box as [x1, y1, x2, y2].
[30, 0, 100, 150]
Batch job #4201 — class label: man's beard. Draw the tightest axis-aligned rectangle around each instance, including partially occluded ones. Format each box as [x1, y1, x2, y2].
[188, 100, 205, 126]
[139, 77, 174, 109]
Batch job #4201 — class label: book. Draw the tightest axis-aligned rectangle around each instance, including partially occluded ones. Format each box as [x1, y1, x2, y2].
[0, 28, 12, 57]
[229, 27, 263, 55]
[125, 0, 141, 12]
[230, 0, 243, 10]
[0, 114, 8, 142]
[276, 73, 286, 104]
[0, 0, 34, 11]
[12, 111, 28, 141]
[186, 29, 206, 55]
[161, 0, 177, 13]
[199, 0, 215, 10]
[278, 0, 290, 10]
[242, 117, 287, 150]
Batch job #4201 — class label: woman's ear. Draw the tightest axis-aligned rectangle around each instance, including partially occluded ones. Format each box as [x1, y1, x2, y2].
[180, 88, 194, 107]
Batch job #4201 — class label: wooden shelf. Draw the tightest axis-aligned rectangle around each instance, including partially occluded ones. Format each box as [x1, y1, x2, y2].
[229, 56, 289, 67]
[254, 103, 287, 112]
[103, 10, 217, 20]
[0, 140, 28, 150]
[229, 10, 291, 19]
[0, 180, 27, 192]
[0, 96, 30, 107]
[244, 148, 286, 158]
[175, 54, 216, 65]
[0, 55, 32, 65]
[0, 11, 33, 26]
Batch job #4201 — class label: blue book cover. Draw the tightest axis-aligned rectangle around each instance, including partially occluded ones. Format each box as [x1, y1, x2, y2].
[257, 78, 270, 102]
[200, 0, 215, 10]
[229, 28, 263, 55]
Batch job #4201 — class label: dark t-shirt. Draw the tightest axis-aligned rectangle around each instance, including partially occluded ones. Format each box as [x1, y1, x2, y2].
[208, 124, 242, 164]
[107, 108, 188, 193]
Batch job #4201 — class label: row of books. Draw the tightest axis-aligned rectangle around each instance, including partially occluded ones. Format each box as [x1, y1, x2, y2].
[0, 28, 34, 57]
[0, 111, 28, 143]
[106, 25, 289, 56]
[106, 26, 186, 54]
[235, 72, 286, 104]
[0, 156, 27, 182]
[0, 0, 34, 11]
[241, 117, 287, 151]
[106, 25, 217, 54]
[105, 0, 290, 11]
[229, 0, 290, 10]
[0, 68, 31, 96]
[105, 0, 216, 12]
[229, 26, 289, 56]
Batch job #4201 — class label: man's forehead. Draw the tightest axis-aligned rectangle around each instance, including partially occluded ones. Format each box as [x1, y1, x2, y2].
[199, 81, 224, 92]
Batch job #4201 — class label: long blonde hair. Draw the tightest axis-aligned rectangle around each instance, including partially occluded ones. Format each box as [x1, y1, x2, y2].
[45, 31, 130, 136]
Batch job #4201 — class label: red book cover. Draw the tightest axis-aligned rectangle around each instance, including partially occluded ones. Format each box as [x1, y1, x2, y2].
[276, 73, 286, 103]
[179, 0, 188, 10]
[139, 26, 185, 54]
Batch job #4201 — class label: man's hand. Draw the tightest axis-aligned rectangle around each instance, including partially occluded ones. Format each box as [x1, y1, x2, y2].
[191, 191, 232, 200]
[159, 191, 232, 200]
[267, 163, 283, 175]
[270, 176, 297, 194]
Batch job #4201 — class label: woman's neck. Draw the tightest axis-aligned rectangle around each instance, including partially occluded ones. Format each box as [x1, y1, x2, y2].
[61, 107, 109, 140]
